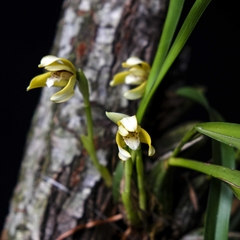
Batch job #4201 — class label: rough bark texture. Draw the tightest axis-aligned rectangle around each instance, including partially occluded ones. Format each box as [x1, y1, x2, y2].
[2, 0, 168, 239]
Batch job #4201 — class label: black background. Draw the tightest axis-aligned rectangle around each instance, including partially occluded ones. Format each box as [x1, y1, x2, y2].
[1, 0, 64, 229]
[0, 0, 239, 231]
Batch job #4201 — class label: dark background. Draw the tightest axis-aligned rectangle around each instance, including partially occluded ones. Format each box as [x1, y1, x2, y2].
[0, 0, 239, 231]
[1, 0, 64, 229]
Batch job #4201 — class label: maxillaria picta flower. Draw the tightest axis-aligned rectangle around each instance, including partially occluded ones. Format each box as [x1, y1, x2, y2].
[27, 55, 77, 103]
[106, 112, 155, 161]
[109, 57, 150, 100]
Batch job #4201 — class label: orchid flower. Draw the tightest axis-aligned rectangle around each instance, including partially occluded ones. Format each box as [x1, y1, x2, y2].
[27, 55, 77, 103]
[110, 57, 150, 100]
[106, 112, 155, 161]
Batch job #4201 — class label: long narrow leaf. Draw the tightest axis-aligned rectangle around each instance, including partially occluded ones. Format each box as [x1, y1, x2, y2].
[175, 87, 234, 239]
[176, 87, 210, 111]
[196, 122, 240, 149]
[145, 0, 185, 94]
[168, 158, 239, 199]
[152, 0, 211, 92]
[137, 0, 211, 123]
[206, 111, 234, 240]
[204, 142, 234, 240]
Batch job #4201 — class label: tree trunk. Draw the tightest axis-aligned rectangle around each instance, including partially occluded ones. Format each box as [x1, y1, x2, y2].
[2, 0, 168, 239]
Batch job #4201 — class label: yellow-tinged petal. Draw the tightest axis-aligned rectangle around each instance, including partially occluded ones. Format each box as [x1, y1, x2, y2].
[27, 72, 51, 91]
[44, 62, 75, 74]
[120, 115, 138, 132]
[148, 145, 155, 156]
[139, 128, 155, 156]
[123, 82, 146, 100]
[122, 57, 144, 68]
[46, 71, 73, 87]
[118, 146, 131, 161]
[52, 80, 68, 87]
[122, 57, 150, 71]
[39, 56, 76, 74]
[106, 112, 129, 124]
[140, 62, 151, 71]
[38, 55, 60, 67]
[58, 58, 76, 73]
[118, 125, 129, 136]
[116, 132, 131, 160]
[50, 75, 76, 103]
[139, 127, 151, 145]
[128, 67, 149, 77]
[109, 71, 129, 86]
[116, 132, 125, 149]
[125, 75, 144, 85]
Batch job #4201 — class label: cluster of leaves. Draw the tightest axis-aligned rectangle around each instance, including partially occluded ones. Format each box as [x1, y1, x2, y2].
[112, 0, 240, 239]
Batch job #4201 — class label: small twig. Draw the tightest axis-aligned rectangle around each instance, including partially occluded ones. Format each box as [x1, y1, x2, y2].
[56, 214, 123, 240]
[184, 176, 199, 212]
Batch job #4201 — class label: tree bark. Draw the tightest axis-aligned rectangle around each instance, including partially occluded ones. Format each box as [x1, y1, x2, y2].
[2, 0, 168, 239]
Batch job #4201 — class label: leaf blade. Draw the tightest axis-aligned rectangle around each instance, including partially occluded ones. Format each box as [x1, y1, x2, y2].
[196, 122, 240, 150]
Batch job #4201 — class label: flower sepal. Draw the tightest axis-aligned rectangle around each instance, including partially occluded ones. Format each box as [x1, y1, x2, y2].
[106, 112, 129, 124]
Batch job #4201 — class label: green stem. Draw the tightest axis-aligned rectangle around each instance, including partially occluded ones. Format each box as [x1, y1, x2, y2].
[83, 97, 94, 138]
[122, 158, 139, 225]
[77, 70, 112, 187]
[135, 149, 146, 211]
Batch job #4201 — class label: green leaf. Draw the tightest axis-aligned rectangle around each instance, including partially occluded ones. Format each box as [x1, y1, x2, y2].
[176, 86, 210, 111]
[175, 86, 224, 122]
[137, 0, 211, 123]
[195, 122, 240, 150]
[153, 0, 211, 91]
[204, 142, 234, 240]
[168, 158, 239, 199]
[175, 87, 234, 239]
[145, 0, 185, 94]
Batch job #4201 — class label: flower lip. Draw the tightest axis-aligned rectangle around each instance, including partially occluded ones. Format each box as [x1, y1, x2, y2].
[46, 71, 73, 88]
[123, 131, 140, 150]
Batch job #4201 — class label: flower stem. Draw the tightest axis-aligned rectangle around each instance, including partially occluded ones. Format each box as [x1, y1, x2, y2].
[77, 70, 112, 187]
[135, 149, 146, 211]
[122, 158, 139, 225]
